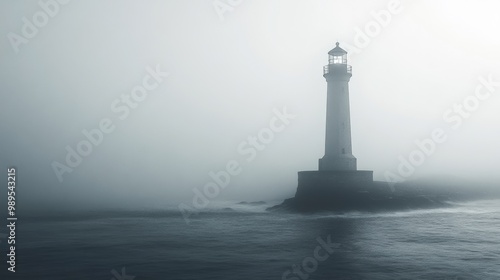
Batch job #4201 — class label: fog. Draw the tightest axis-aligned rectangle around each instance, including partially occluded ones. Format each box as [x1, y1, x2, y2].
[1, 0, 500, 213]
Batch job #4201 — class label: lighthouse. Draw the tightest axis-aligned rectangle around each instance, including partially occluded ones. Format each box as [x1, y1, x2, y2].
[271, 42, 445, 212]
[292, 42, 373, 207]
[319, 42, 357, 171]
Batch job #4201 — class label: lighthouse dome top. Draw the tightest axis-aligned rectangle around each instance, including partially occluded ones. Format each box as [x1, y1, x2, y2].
[328, 42, 347, 55]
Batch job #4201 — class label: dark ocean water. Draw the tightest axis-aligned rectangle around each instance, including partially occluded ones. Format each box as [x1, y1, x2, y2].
[2, 200, 500, 280]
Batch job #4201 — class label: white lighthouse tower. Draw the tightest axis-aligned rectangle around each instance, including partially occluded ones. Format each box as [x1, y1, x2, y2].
[319, 42, 357, 171]
[284, 42, 374, 210]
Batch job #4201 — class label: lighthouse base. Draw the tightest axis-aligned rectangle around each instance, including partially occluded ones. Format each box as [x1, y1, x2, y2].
[290, 170, 377, 211]
[295, 170, 373, 199]
[268, 171, 457, 212]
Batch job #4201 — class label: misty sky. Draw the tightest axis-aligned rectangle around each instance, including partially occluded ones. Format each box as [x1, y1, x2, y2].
[1, 0, 500, 212]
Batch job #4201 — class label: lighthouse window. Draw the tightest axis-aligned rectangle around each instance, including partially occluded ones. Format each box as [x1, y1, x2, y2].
[342, 123, 345, 130]
[333, 56, 343, 64]
[342, 148, 346, 154]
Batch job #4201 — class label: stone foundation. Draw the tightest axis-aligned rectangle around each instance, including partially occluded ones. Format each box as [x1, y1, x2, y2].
[294, 170, 374, 205]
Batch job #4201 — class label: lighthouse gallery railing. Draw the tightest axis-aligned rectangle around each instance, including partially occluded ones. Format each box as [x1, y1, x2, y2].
[323, 65, 352, 75]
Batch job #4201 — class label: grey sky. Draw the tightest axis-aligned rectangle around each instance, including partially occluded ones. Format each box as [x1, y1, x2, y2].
[1, 0, 500, 212]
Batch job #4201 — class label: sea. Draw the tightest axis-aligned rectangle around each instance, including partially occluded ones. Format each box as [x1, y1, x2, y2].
[1, 199, 499, 280]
